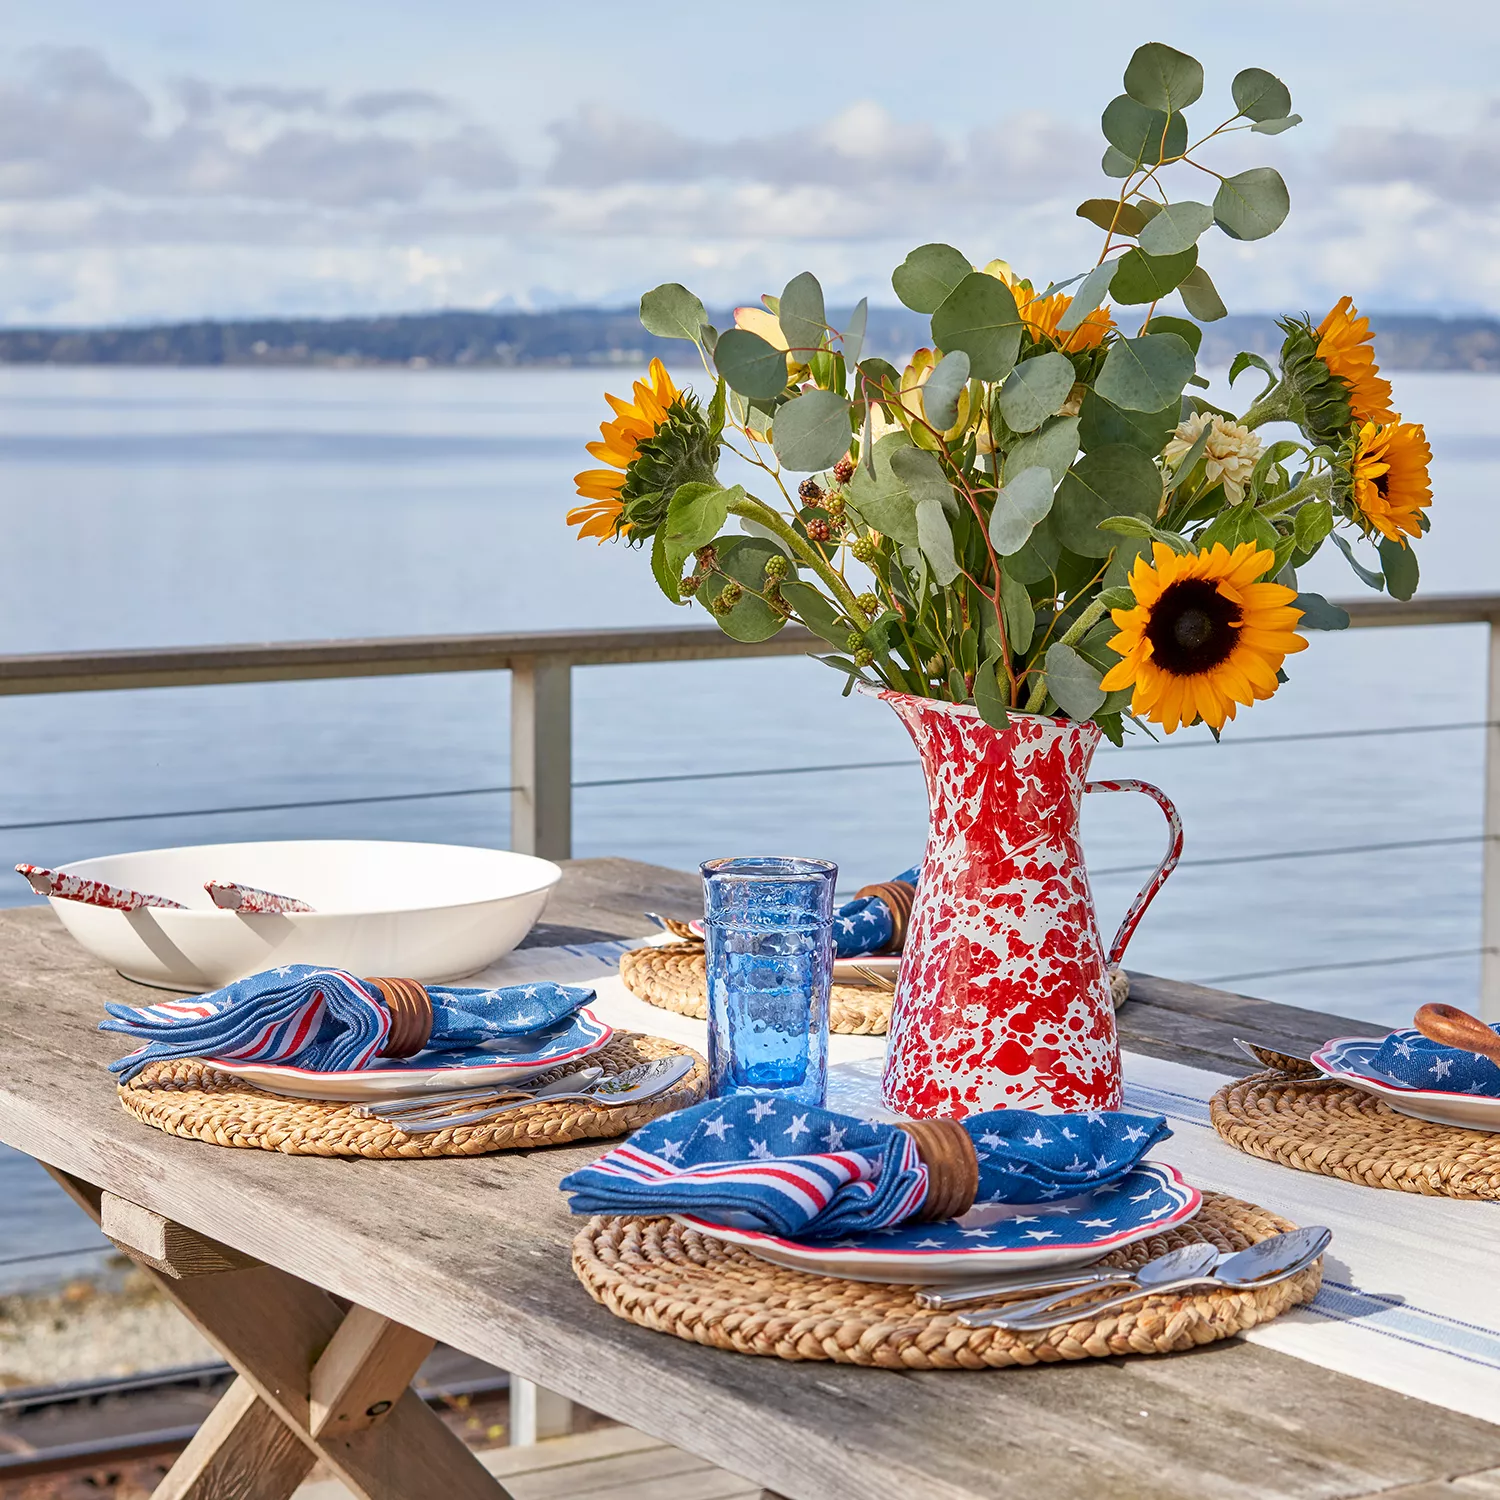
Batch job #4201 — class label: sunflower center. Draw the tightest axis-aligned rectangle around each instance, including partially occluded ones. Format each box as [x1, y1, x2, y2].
[1145, 578, 1243, 677]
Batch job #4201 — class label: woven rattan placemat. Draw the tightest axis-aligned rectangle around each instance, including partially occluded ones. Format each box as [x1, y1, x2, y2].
[118, 1032, 707, 1159]
[620, 944, 892, 1035]
[1211, 1070, 1500, 1200]
[619, 946, 1131, 1036]
[572, 1190, 1316, 1368]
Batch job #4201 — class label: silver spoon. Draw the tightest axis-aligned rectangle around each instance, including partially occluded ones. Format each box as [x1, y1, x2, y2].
[962, 1226, 1331, 1331]
[918, 1241, 1218, 1311]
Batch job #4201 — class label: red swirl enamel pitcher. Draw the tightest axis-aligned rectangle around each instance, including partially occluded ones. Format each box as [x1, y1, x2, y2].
[874, 690, 1182, 1119]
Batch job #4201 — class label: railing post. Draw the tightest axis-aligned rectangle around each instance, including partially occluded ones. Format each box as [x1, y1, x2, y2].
[1482, 619, 1500, 1021]
[509, 658, 572, 861]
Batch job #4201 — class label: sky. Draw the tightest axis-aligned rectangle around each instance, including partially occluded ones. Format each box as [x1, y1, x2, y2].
[1, 0, 1497, 325]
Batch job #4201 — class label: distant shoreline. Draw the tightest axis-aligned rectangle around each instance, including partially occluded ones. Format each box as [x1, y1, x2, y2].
[1, 308, 1498, 371]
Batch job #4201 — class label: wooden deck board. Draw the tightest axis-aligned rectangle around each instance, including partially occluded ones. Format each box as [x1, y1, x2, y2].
[0, 860, 1496, 1500]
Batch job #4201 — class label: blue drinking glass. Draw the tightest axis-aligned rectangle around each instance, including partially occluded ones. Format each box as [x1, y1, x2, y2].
[700, 856, 836, 1106]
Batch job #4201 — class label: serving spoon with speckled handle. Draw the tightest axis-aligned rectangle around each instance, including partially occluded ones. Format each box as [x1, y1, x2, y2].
[1413, 1003, 1500, 1069]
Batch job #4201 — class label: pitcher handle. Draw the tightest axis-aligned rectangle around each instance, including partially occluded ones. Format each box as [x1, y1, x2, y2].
[1083, 778, 1183, 967]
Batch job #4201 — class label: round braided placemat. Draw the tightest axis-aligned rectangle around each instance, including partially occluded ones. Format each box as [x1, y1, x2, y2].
[571, 1190, 1318, 1368]
[117, 1032, 707, 1159]
[619, 944, 891, 1035]
[619, 946, 1131, 1033]
[1211, 1070, 1500, 1200]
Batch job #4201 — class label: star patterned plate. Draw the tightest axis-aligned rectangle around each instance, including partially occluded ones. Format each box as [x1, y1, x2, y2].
[1313, 1036, 1500, 1133]
[214, 1008, 614, 1101]
[675, 1162, 1201, 1283]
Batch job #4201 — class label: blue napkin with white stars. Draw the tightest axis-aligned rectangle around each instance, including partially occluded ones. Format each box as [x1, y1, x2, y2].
[1365, 1025, 1500, 1096]
[833, 866, 918, 957]
[101, 964, 594, 1083]
[559, 1094, 1170, 1239]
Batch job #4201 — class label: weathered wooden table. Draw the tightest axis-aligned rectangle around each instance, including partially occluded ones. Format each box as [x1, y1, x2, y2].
[1, 858, 1497, 1500]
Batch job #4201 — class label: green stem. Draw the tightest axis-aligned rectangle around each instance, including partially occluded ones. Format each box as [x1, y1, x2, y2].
[1256, 470, 1331, 518]
[1241, 380, 1295, 431]
[1023, 596, 1110, 712]
[726, 494, 865, 621]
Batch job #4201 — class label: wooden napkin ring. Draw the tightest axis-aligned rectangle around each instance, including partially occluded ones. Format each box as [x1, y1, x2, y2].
[854, 881, 916, 953]
[896, 1119, 979, 1222]
[368, 977, 434, 1059]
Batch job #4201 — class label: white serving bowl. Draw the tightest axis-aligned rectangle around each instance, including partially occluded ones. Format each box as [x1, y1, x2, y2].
[42, 840, 561, 991]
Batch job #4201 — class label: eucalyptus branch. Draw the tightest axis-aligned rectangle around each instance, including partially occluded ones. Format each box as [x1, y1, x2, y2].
[1023, 597, 1111, 712]
[726, 493, 865, 619]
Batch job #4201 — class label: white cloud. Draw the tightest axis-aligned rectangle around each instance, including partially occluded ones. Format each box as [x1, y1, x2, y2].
[2, 45, 1500, 323]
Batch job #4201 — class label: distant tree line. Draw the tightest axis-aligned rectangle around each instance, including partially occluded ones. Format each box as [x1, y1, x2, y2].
[0, 308, 1494, 371]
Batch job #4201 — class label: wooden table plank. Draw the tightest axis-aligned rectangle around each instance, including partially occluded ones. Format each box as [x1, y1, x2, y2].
[0, 863, 1495, 1500]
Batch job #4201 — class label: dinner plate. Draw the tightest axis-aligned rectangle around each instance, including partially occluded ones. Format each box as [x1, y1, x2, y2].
[1313, 1036, 1500, 1132]
[675, 1162, 1200, 1283]
[215, 1008, 613, 1101]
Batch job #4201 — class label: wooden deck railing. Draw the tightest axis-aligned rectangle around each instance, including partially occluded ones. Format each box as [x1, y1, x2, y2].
[0, 596, 1496, 1014]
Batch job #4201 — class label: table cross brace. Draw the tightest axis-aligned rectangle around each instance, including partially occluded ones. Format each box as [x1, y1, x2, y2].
[47, 1168, 514, 1500]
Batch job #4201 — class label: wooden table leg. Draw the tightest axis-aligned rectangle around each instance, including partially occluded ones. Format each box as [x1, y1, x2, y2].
[82, 1184, 516, 1500]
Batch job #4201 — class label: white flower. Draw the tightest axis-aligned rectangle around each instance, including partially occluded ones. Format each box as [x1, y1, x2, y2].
[1164, 412, 1263, 503]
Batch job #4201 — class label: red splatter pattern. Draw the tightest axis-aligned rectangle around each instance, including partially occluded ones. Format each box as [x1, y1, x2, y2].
[16, 863, 185, 910]
[872, 693, 1182, 1120]
[205, 881, 315, 914]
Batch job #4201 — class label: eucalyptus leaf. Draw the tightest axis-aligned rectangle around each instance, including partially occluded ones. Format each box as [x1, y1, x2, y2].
[714, 328, 788, 400]
[1079, 390, 1177, 455]
[892, 243, 972, 314]
[916, 497, 960, 585]
[1004, 513, 1064, 584]
[1044, 641, 1107, 720]
[779, 578, 850, 647]
[697, 537, 787, 643]
[1095, 332, 1196, 411]
[1232, 67, 1293, 123]
[639, 283, 709, 343]
[848, 431, 920, 545]
[1379, 536, 1420, 600]
[973, 652, 1010, 729]
[779, 271, 827, 364]
[1058, 259, 1119, 332]
[891, 445, 960, 518]
[930, 272, 1023, 381]
[1332, 531, 1385, 590]
[1138, 201, 1215, 256]
[1055, 445, 1163, 557]
[1214, 168, 1291, 242]
[1098, 585, 1137, 611]
[1101, 145, 1136, 178]
[1000, 570, 1036, 654]
[1252, 114, 1302, 135]
[1146, 315, 1201, 354]
[771, 389, 852, 472]
[1005, 414, 1081, 487]
[1109, 246, 1198, 305]
[1076, 199, 1151, 236]
[920, 350, 970, 430]
[1177, 265, 1228, 322]
[997, 351, 1076, 434]
[1101, 95, 1187, 166]
[989, 464, 1057, 555]
[842, 297, 868, 368]
[1123, 41, 1204, 112]
[699, 324, 718, 355]
[1293, 498, 1334, 551]
[1294, 591, 1351, 630]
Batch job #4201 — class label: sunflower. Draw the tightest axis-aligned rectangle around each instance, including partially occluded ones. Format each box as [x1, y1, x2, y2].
[985, 262, 1113, 352]
[1351, 420, 1432, 545]
[571, 358, 715, 543]
[1315, 297, 1396, 425]
[1100, 542, 1308, 733]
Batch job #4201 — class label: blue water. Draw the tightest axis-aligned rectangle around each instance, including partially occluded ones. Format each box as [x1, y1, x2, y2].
[0, 363, 1494, 1287]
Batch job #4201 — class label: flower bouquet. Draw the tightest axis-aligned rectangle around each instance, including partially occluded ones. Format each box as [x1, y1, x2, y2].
[571, 41, 1431, 743]
[570, 41, 1436, 1118]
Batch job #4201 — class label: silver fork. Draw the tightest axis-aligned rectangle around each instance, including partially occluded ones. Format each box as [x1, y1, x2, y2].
[354, 1066, 605, 1122]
